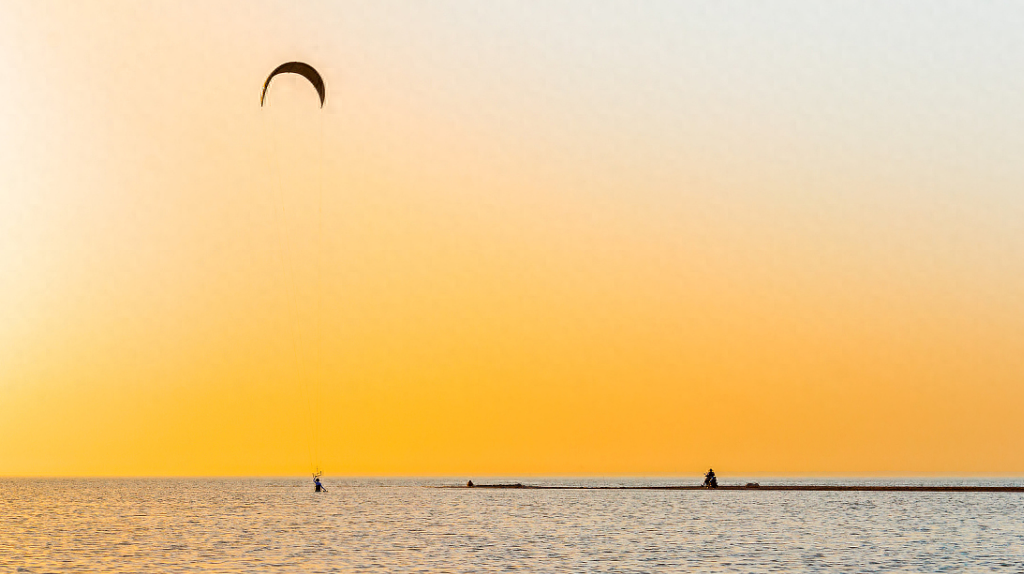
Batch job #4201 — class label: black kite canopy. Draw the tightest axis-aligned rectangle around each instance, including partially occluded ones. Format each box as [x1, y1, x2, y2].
[261, 62, 326, 107]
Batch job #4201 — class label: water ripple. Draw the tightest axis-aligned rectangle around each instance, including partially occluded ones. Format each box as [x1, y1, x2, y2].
[1, 478, 1023, 572]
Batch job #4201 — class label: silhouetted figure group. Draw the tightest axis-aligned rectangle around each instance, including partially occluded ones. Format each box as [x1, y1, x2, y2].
[703, 468, 718, 488]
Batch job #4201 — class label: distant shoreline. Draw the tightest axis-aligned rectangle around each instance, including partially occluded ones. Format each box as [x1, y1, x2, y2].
[456, 484, 1024, 493]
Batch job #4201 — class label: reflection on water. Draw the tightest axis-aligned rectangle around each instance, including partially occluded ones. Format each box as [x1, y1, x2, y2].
[2, 478, 1023, 572]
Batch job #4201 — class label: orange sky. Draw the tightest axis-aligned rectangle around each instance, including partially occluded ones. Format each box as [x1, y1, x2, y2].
[2, 1, 1023, 476]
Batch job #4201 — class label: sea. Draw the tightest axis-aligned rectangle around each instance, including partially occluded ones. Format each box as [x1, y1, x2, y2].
[2, 477, 1023, 573]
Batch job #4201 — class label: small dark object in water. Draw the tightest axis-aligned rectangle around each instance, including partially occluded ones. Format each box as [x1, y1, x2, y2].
[703, 468, 718, 488]
[745, 482, 760, 488]
[467, 480, 474, 487]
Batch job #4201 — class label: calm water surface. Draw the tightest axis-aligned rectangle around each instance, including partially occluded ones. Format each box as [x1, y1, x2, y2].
[2, 477, 1023, 572]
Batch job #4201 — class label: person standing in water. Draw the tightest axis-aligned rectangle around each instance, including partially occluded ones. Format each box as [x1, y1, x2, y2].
[314, 476, 327, 493]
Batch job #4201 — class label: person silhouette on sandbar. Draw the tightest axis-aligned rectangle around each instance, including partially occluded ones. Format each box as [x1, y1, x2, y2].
[703, 468, 718, 488]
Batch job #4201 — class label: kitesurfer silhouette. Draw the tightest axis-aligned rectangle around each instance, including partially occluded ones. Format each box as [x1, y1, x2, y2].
[314, 476, 327, 493]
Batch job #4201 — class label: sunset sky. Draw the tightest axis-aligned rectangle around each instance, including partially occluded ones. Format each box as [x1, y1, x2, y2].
[2, 1, 1023, 477]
